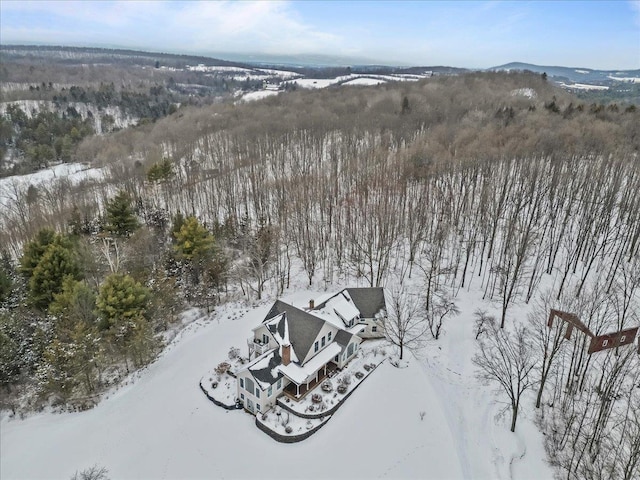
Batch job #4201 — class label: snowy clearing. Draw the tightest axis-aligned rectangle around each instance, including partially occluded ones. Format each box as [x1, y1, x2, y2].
[239, 90, 280, 102]
[0, 163, 106, 204]
[1, 281, 553, 479]
[558, 82, 609, 90]
[342, 77, 387, 86]
[607, 75, 640, 83]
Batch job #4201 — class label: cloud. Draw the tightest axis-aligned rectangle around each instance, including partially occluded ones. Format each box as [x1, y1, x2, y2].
[0, 0, 348, 57]
[630, 0, 640, 26]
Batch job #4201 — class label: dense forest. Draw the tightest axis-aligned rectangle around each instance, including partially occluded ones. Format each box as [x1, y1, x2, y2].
[1, 70, 638, 479]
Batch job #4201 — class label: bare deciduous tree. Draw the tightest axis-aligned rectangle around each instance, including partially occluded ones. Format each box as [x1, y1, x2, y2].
[383, 286, 427, 360]
[473, 320, 537, 432]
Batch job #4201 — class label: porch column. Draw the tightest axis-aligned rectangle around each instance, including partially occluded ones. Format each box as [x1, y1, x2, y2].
[296, 383, 300, 396]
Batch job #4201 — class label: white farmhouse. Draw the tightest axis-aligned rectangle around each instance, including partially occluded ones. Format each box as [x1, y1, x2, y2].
[236, 288, 386, 413]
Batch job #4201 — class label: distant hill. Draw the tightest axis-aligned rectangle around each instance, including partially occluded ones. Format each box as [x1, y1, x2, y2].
[490, 62, 640, 86]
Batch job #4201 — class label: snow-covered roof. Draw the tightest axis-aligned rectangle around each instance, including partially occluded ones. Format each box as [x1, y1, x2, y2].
[345, 288, 386, 318]
[310, 290, 360, 328]
[277, 343, 341, 385]
[264, 300, 325, 362]
[240, 348, 284, 390]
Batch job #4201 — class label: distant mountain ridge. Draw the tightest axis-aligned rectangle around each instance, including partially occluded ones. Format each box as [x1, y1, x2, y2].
[490, 62, 640, 85]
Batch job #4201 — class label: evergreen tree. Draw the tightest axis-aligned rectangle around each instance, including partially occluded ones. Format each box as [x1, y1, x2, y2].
[19, 228, 57, 280]
[170, 212, 186, 244]
[37, 320, 102, 399]
[96, 273, 150, 331]
[104, 190, 139, 237]
[146, 158, 174, 183]
[173, 216, 214, 261]
[49, 278, 97, 335]
[173, 216, 215, 286]
[29, 243, 81, 311]
[0, 253, 14, 305]
[96, 273, 155, 369]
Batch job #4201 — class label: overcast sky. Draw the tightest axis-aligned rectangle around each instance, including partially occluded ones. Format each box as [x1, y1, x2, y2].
[1, 0, 639, 69]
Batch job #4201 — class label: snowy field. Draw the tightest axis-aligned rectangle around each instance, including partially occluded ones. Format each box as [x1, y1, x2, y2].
[239, 90, 280, 102]
[1, 279, 554, 479]
[0, 162, 105, 204]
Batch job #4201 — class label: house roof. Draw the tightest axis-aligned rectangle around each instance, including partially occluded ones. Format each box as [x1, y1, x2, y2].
[264, 300, 326, 365]
[277, 343, 341, 385]
[244, 348, 283, 390]
[346, 287, 386, 318]
[334, 329, 354, 347]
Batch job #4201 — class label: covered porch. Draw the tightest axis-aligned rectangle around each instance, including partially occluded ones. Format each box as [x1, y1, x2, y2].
[283, 361, 338, 400]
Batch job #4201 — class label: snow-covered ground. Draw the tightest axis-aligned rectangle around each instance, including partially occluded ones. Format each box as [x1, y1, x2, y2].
[1, 278, 554, 479]
[239, 90, 280, 102]
[0, 162, 105, 205]
[342, 77, 387, 86]
[607, 75, 640, 83]
[558, 82, 609, 90]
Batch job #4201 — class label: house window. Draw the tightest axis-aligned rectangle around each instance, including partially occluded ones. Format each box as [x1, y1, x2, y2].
[328, 332, 332, 342]
[241, 393, 244, 400]
[263, 333, 269, 344]
[314, 341, 319, 353]
[602, 339, 609, 347]
[334, 355, 338, 362]
[277, 378, 282, 390]
[257, 404, 261, 411]
[255, 388, 261, 398]
[240, 378, 244, 389]
[347, 343, 355, 357]
[620, 335, 626, 343]
[372, 326, 377, 333]
[268, 386, 273, 397]
[321, 336, 326, 348]
[245, 377, 254, 393]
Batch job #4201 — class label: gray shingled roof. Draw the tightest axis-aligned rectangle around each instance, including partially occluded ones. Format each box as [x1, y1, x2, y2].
[345, 287, 386, 318]
[266, 312, 286, 339]
[264, 300, 325, 365]
[249, 350, 283, 388]
[334, 329, 354, 348]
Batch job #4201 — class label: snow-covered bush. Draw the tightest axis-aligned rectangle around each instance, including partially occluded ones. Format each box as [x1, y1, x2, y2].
[228, 346, 240, 360]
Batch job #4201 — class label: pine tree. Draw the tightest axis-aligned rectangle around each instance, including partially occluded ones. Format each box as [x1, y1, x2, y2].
[104, 190, 139, 237]
[49, 278, 97, 336]
[96, 273, 149, 329]
[29, 243, 81, 311]
[0, 254, 14, 305]
[173, 216, 214, 261]
[96, 273, 155, 369]
[173, 216, 216, 287]
[19, 228, 57, 280]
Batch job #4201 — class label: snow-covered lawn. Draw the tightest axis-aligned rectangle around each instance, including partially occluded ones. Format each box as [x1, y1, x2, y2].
[1, 284, 554, 479]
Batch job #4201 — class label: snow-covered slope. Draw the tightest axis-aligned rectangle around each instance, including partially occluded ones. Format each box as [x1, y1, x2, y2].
[0, 290, 455, 479]
[1, 273, 555, 480]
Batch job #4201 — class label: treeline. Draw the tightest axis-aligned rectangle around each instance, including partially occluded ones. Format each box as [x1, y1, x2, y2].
[0, 104, 94, 172]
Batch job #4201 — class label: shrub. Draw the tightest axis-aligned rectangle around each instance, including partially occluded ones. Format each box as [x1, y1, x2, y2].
[228, 346, 240, 360]
[311, 393, 322, 404]
[214, 362, 231, 377]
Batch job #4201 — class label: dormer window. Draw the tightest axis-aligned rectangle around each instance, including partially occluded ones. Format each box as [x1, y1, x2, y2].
[263, 333, 269, 344]
[328, 331, 332, 342]
[314, 341, 319, 353]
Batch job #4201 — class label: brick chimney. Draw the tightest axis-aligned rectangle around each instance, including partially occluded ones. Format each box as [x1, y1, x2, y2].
[282, 344, 291, 366]
[309, 299, 315, 309]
